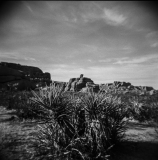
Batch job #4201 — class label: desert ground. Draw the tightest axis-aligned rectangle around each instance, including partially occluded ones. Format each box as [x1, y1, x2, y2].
[0, 105, 158, 160]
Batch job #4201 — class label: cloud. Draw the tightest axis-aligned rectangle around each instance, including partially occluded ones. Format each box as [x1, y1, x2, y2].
[0, 51, 37, 62]
[146, 31, 158, 48]
[23, 1, 34, 14]
[24, 57, 36, 61]
[150, 42, 158, 48]
[98, 59, 112, 63]
[103, 8, 127, 26]
[0, 1, 158, 89]
[114, 54, 158, 64]
[99, 57, 128, 63]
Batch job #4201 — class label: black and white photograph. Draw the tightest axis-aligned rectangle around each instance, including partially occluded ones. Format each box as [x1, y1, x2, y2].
[0, 1, 158, 160]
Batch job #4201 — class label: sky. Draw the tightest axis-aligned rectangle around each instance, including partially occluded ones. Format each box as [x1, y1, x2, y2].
[0, 1, 158, 89]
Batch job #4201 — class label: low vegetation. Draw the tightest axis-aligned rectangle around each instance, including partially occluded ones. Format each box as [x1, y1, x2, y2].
[0, 84, 158, 160]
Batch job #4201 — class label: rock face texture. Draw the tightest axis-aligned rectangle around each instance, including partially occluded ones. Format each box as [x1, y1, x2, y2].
[65, 74, 99, 92]
[65, 78, 76, 91]
[0, 62, 52, 91]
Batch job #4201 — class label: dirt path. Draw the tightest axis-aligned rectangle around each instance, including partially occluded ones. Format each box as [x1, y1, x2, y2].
[0, 105, 158, 160]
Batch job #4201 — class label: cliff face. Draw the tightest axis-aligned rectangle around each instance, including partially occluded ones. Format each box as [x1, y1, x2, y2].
[0, 62, 52, 91]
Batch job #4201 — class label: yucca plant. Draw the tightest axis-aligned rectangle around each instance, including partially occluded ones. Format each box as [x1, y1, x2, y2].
[29, 86, 110, 160]
[30, 121, 111, 160]
[80, 91, 127, 146]
[30, 84, 76, 139]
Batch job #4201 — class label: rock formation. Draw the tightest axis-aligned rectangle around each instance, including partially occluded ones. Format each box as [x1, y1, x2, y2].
[100, 81, 156, 95]
[113, 81, 131, 88]
[65, 78, 76, 91]
[0, 62, 52, 91]
[65, 74, 99, 92]
[1, 62, 155, 94]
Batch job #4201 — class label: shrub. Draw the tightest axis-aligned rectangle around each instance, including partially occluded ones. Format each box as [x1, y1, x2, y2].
[29, 85, 127, 160]
[80, 91, 127, 145]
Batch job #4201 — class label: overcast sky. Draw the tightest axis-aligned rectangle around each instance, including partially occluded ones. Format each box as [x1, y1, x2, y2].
[0, 1, 158, 89]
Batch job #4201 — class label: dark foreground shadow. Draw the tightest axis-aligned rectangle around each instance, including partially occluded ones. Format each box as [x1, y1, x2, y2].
[110, 140, 158, 160]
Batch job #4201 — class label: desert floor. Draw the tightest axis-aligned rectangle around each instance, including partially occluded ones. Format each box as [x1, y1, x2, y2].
[0, 105, 158, 160]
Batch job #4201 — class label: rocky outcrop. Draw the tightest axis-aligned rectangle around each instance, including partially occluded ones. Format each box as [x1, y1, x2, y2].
[114, 81, 131, 88]
[73, 77, 94, 92]
[65, 78, 76, 91]
[99, 81, 155, 95]
[65, 74, 99, 92]
[0, 62, 43, 74]
[0, 62, 52, 91]
[141, 86, 154, 91]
